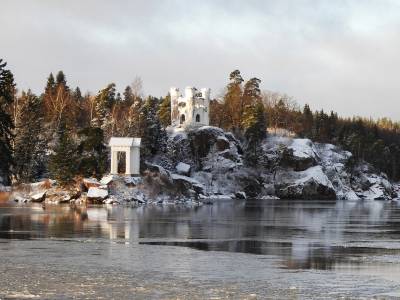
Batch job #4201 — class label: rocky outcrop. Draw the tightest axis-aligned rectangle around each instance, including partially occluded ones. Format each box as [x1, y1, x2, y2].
[275, 166, 336, 200]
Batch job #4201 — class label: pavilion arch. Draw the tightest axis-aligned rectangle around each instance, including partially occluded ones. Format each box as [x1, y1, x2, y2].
[109, 137, 141, 175]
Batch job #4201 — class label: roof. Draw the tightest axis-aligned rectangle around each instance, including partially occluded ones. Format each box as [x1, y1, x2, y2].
[108, 137, 141, 147]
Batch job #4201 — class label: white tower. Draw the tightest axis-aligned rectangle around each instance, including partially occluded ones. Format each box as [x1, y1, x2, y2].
[170, 86, 210, 128]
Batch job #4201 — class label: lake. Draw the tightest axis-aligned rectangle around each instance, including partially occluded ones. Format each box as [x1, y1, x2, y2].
[1, 199, 400, 299]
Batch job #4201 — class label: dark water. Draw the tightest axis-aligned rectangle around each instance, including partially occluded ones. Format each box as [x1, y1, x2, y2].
[1, 200, 400, 299]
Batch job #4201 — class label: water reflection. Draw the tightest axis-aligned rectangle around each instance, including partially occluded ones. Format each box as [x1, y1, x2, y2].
[1, 199, 400, 272]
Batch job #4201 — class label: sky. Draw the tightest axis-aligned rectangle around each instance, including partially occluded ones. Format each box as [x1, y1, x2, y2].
[1, 0, 400, 120]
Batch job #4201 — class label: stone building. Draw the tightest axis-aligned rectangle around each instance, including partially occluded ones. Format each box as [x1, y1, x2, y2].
[170, 86, 210, 128]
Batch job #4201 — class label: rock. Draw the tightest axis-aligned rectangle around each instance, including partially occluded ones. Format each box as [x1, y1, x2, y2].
[100, 175, 117, 186]
[124, 176, 142, 187]
[216, 136, 230, 151]
[83, 178, 101, 189]
[235, 191, 247, 199]
[30, 191, 46, 203]
[275, 166, 336, 200]
[176, 162, 191, 176]
[145, 163, 173, 185]
[281, 139, 318, 171]
[87, 187, 108, 203]
[171, 173, 205, 195]
[236, 173, 262, 198]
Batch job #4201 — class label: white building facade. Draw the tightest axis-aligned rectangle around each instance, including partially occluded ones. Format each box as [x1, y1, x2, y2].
[170, 86, 210, 128]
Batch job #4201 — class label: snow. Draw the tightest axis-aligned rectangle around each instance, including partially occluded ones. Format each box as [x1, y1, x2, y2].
[289, 139, 319, 160]
[176, 162, 191, 175]
[30, 191, 46, 202]
[100, 175, 116, 185]
[295, 166, 333, 189]
[87, 187, 108, 199]
[108, 137, 141, 147]
[124, 176, 142, 186]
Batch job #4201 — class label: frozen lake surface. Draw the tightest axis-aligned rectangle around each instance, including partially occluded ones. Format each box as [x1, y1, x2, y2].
[1, 199, 400, 299]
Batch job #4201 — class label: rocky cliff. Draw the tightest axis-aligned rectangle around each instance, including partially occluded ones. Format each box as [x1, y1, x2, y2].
[9, 126, 399, 204]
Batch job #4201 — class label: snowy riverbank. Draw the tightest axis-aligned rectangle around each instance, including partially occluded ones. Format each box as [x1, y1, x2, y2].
[5, 126, 400, 204]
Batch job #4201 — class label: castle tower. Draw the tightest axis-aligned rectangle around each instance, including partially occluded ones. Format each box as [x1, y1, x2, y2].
[170, 86, 210, 128]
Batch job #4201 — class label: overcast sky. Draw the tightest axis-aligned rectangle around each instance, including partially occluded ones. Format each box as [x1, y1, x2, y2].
[1, 0, 400, 120]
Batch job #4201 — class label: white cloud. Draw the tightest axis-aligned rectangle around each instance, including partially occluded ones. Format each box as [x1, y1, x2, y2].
[1, 0, 400, 119]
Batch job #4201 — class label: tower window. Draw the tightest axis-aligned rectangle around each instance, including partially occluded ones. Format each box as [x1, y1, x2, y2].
[195, 114, 200, 122]
[180, 114, 186, 124]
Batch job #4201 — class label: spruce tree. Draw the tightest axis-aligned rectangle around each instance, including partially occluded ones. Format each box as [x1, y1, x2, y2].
[14, 91, 46, 182]
[0, 59, 15, 185]
[140, 96, 166, 162]
[123, 85, 134, 103]
[76, 127, 107, 178]
[91, 83, 116, 131]
[48, 120, 77, 186]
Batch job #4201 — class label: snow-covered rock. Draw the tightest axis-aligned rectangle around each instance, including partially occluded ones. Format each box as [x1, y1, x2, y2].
[176, 162, 191, 176]
[281, 139, 319, 171]
[30, 191, 46, 203]
[275, 166, 336, 200]
[171, 173, 205, 195]
[83, 178, 101, 189]
[87, 187, 108, 202]
[100, 175, 117, 185]
[123, 176, 142, 187]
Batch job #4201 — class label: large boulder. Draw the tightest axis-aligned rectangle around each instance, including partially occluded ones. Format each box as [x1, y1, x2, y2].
[281, 139, 319, 171]
[171, 173, 205, 195]
[87, 187, 108, 203]
[176, 162, 191, 176]
[275, 166, 336, 200]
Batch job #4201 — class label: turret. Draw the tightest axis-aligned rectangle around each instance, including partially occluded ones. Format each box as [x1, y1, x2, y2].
[201, 88, 210, 101]
[185, 86, 195, 99]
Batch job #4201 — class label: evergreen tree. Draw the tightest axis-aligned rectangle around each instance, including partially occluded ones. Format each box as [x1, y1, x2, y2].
[158, 94, 171, 128]
[123, 85, 134, 103]
[242, 100, 267, 166]
[127, 97, 143, 137]
[302, 104, 313, 137]
[48, 120, 78, 186]
[140, 96, 167, 163]
[13, 91, 46, 182]
[76, 127, 107, 178]
[55, 70, 68, 89]
[91, 83, 116, 131]
[0, 59, 15, 185]
[222, 70, 243, 130]
[73, 87, 82, 101]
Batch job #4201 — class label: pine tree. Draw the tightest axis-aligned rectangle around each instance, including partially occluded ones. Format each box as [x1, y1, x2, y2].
[48, 120, 78, 186]
[13, 91, 46, 182]
[242, 100, 267, 166]
[158, 94, 171, 128]
[0, 59, 16, 185]
[222, 70, 243, 130]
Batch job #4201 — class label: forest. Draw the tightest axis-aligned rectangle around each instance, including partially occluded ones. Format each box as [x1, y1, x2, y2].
[1, 59, 400, 187]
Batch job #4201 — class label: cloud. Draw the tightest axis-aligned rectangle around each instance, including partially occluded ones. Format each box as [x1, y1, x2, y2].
[1, 0, 400, 119]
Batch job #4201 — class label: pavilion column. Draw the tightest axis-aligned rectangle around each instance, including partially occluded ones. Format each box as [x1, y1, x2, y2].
[125, 149, 131, 175]
[111, 150, 118, 174]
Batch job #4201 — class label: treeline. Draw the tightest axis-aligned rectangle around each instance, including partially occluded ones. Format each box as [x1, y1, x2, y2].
[210, 77, 400, 180]
[0, 59, 169, 186]
[0, 60, 399, 186]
